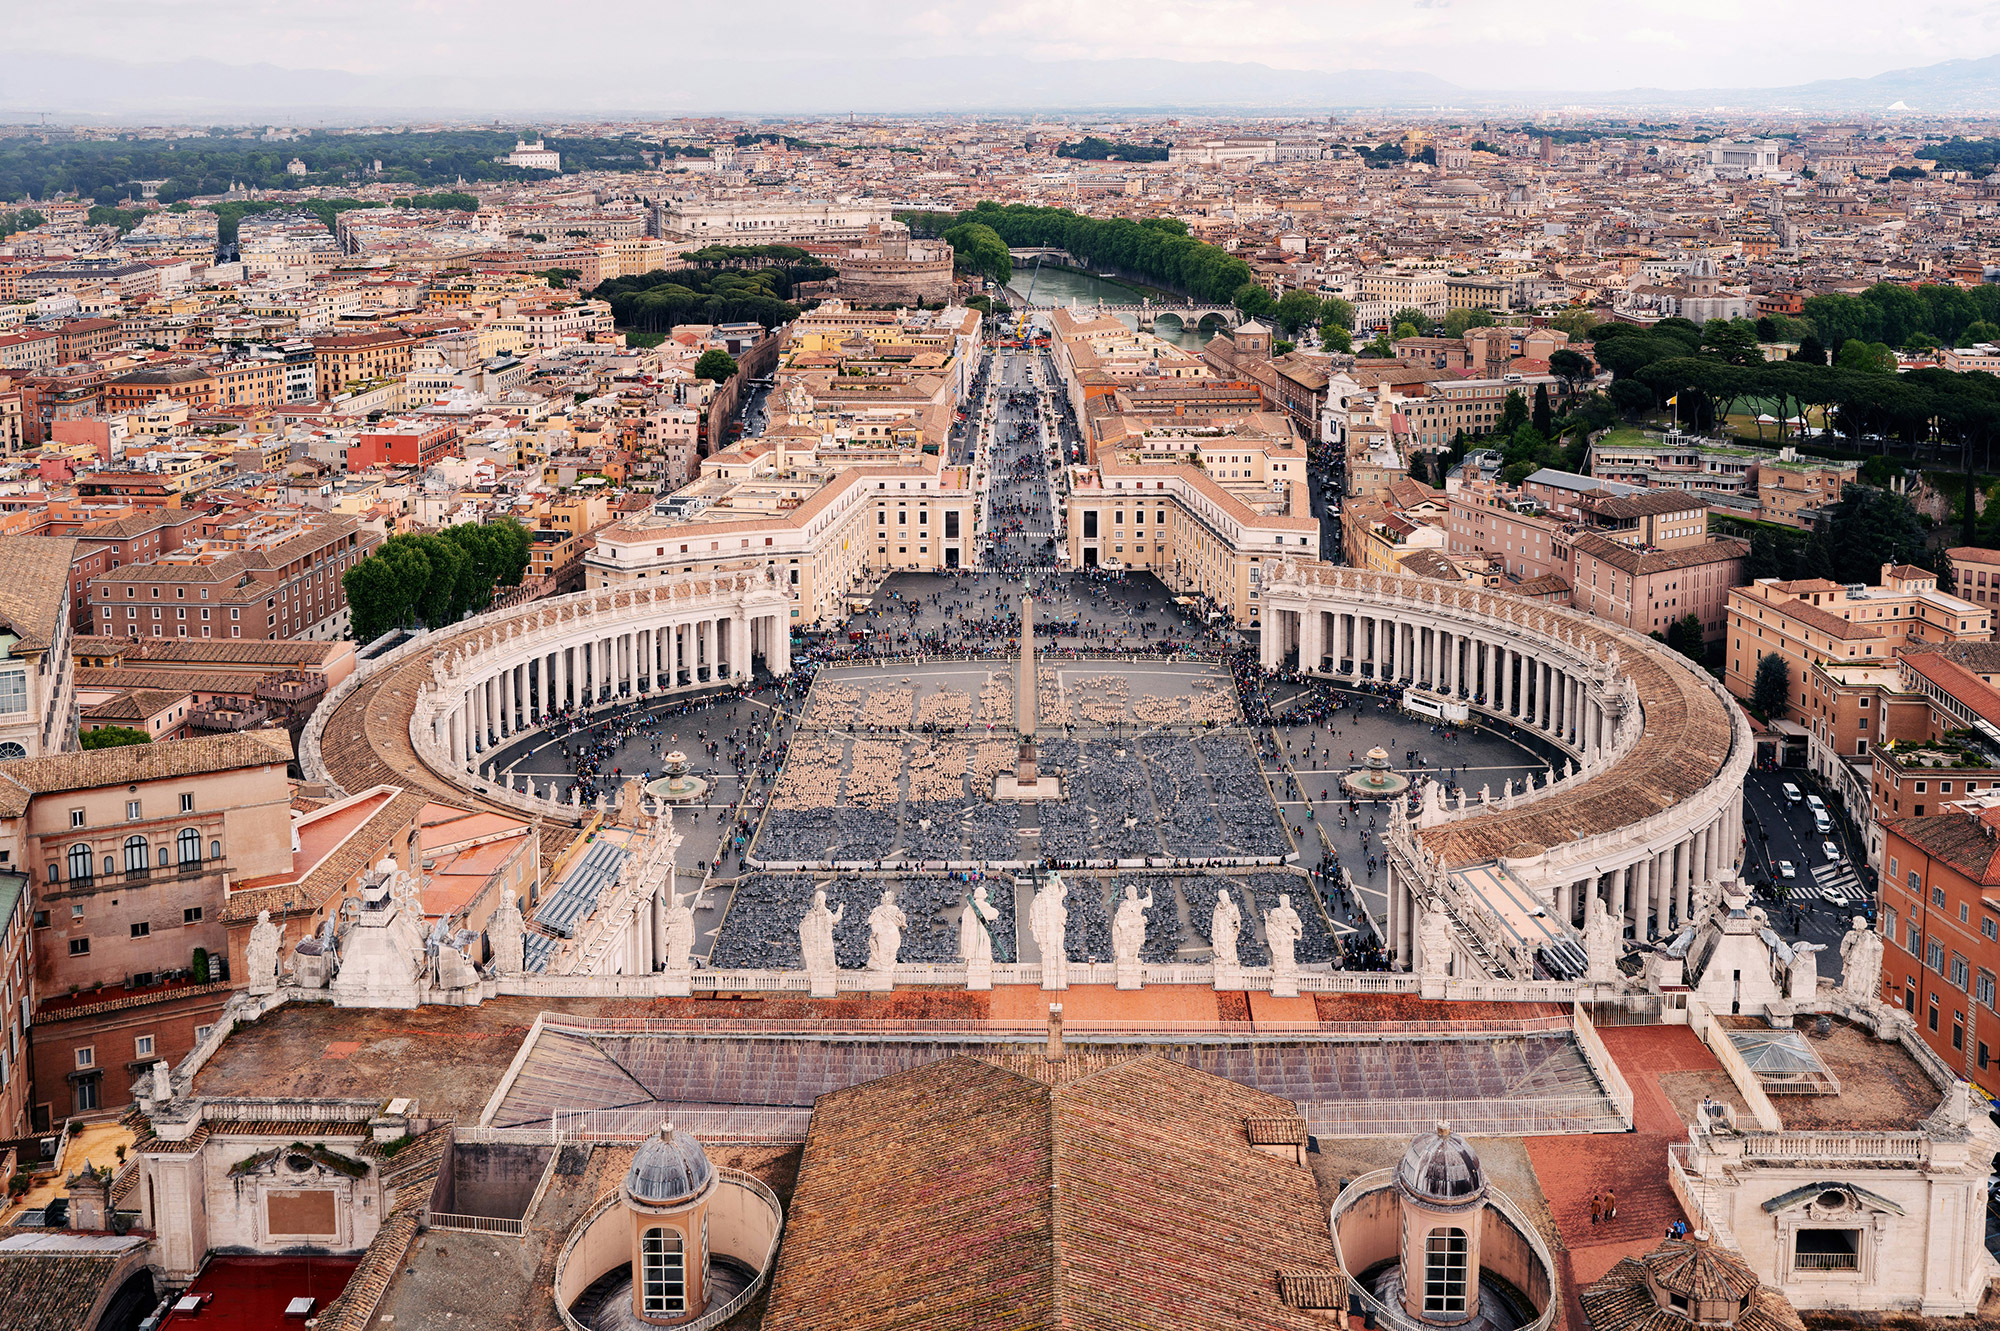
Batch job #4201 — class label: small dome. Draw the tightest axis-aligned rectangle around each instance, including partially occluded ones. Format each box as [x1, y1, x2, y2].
[1645, 1234, 1759, 1304]
[623, 1122, 715, 1208]
[1396, 1122, 1487, 1204]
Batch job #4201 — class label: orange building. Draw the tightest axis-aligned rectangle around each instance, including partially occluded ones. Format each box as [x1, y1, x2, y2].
[1879, 795, 2000, 1096]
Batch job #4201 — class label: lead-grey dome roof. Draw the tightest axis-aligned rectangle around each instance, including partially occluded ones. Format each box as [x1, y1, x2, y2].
[1395, 1122, 1487, 1204]
[624, 1122, 715, 1207]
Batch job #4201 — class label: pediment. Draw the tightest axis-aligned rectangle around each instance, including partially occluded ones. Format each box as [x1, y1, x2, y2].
[1760, 1181, 1905, 1219]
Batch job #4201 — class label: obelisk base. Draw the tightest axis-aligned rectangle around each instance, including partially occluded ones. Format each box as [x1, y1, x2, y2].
[995, 773, 1063, 801]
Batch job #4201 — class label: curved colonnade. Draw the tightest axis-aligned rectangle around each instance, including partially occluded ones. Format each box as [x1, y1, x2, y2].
[302, 573, 793, 827]
[1259, 565, 1753, 972]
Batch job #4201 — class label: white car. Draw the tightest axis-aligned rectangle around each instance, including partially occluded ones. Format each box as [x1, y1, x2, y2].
[1821, 840, 1842, 863]
[1777, 860, 1797, 880]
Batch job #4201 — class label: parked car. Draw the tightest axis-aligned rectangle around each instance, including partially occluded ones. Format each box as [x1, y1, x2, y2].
[1777, 860, 1797, 880]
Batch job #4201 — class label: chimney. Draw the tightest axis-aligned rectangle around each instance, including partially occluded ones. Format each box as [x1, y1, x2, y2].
[1046, 1003, 1064, 1060]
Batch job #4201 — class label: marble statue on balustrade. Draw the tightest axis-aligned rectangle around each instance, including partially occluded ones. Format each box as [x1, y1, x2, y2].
[1030, 874, 1069, 991]
[246, 909, 282, 997]
[1418, 897, 1452, 985]
[1838, 916, 1885, 1006]
[959, 884, 999, 990]
[616, 776, 651, 830]
[1786, 941, 1825, 1003]
[1210, 888, 1241, 975]
[865, 889, 906, 988]
[486, 889, 526, 978]
[1585, 902, 1623, 985]
[1112, 884, 1153, 991]
[800, 889, 844, 997]
[1266, 894, 1303, 997]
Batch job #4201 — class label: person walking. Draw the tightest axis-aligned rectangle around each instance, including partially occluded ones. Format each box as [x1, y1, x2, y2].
[1589, 1193, 1603, 1226]
[1603, 1187, 1616, 1221]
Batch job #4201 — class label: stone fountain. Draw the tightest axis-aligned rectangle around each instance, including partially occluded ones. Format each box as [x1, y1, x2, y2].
[645, 751, 710, 804]
[1342, 746, 1410, 800]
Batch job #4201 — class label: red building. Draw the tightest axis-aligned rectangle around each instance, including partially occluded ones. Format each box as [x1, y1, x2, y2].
[344, 418, 460, 471]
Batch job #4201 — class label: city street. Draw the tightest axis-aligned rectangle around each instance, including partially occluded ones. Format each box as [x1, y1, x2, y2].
[977, 346, 1062, 572]
[1740, 769, 1873, 984]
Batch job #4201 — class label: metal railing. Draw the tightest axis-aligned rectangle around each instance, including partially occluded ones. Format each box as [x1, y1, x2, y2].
[424, 1209, 527, 1237]
[533, 1012, 1577, 1041]
[1792, 1251, 1860, 1272]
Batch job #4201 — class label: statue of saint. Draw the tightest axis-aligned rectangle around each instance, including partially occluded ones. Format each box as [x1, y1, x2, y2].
[660, 883, 703, 974]
[866, 889, 907, 975]
[246, 909, 282, 996]
[1787, 941, 1825, 1003]
[1029, 875, 1069, 988]
[1265, 894, 1303, 979]
[1838, 916, 1884, 1004]
[616, 776, 650, 830]
[1419, 898, 1453, 981]
[959, 885, 998, 965]
[1111, 884, 1154, 968]
[799, 889, 844, 980]
[1210, 888, 1241, 968]
[1585, 905, 1623, 984]
[486, 891, 526, 978]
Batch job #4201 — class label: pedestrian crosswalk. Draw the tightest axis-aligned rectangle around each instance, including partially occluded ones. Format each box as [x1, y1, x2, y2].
[1811, 862, 1869, 907]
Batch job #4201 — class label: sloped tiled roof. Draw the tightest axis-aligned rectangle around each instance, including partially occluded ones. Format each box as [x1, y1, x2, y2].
[0, 729, 291, 818]
[1581, 1239, 1804, 1331]
[0, 536, 79, 656]
[761, 1054, 1337, 1331]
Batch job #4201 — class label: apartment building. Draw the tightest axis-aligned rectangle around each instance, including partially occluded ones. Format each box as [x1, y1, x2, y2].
[1757, 455, 1859, 528]
[1945, 546, 2000, 623]
[654, 200, 895, 244]
[2, 729, 294, 1124]
[0, 536, 83, 761]
[87, 513, 377, 643]
[1569, 531, 1748, 641]
[1725, 567, 1990, 721]
[1356, 267, 1448, 321]
[309, 329, 419, 397]
[1878, 795, 2000, 1097]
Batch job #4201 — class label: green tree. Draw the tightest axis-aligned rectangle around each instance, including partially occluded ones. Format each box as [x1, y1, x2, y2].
[1548, 348, 1591, 397]
[1550, 308, 1598, 342]
[1497, 390, 1530, 435]
[1318, 296, 1355, 331]
[81, 725, 151, 749]
[1700, 318, 1764, 366]
[1609, 378, 1654, 418]
[1319, 322, 1353, 354]
[1961, 321, 2000, 345]
[1665, 612, 1706, 662]
[1361, 332, 1395, 358]
[1273, 289, 1323, 337]
[1751, 652, 1792, 719]
[941, 220, 1013, 287]
[1835, 340, 1897, 374]
[694, 349, 739, 382]
[1442, 306, 1496, 338]
[1792, 333, 1827, 365]
[1390, 308, 1434, 338]
[1531, 384, 1554, 437]
[1234, 284, 1277, 319]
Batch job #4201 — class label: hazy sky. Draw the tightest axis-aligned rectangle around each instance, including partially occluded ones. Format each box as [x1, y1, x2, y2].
[9, 0, 1999, 94]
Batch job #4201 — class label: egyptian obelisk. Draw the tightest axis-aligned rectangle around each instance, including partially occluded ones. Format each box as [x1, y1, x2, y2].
[1015, 594, 1038, 784]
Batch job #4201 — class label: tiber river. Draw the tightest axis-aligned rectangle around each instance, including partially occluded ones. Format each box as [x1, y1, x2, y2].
[1003, 263, 1211, 350]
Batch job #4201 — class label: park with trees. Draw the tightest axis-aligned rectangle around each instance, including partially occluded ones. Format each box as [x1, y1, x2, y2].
[591, 250, 831, 336]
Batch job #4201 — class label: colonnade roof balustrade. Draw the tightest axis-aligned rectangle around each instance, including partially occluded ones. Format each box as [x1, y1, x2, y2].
[303, 572, 791, 848]
[1262, 563, 1746, 869]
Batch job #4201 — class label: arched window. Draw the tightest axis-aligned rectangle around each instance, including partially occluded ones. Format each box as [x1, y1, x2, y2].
[124, 836, 150, 874]
[640, 1226, 685, 1317]
[0, 742, 24, 760]
[102, 855, 115, 878]
[157, 846, 169, 868]
[210, 839, 222, 862]
[68, 844, 93, 884]
[177, 828, 200, 866]
[1424, 1228, 1469, 1316]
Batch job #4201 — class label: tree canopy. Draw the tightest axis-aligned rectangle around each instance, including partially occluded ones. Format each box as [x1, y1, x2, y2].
[1054, 137, 1167, 162]
[343, 521, 532, 643]
[694, 349, 739, 382]
[941, 220, 1013, 287]
[81, 726, 151, 750]
[592, 259, 828, 336]
[935, 202, 1255, 305]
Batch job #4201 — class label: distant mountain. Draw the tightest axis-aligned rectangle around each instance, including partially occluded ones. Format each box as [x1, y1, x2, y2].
[2, 49, 1999, 119]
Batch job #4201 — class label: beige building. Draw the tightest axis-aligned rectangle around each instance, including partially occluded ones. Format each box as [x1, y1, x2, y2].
[2, 729, 293, 1124]
[1726, 566, 1990, 720]
[0, 535, 82, 760]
